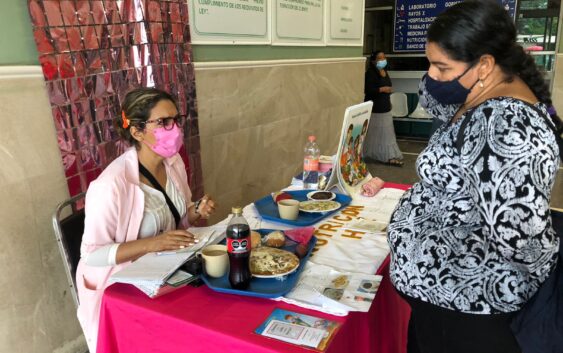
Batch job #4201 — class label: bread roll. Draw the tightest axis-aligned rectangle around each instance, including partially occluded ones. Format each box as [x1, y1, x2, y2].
[264, 231, 285, 248]
[250, 230, 262, 249]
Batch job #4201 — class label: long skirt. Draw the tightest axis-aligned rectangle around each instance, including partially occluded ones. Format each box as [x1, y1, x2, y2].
[362, 111, 403, 162]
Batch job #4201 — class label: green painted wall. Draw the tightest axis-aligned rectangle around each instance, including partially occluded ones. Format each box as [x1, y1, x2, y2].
[0, 0, 39, 65]
[192, 45, 361, 61]
[0, 0, 361, 66]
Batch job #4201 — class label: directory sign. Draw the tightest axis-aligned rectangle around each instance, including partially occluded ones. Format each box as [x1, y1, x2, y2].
[393, 0, 517, 52]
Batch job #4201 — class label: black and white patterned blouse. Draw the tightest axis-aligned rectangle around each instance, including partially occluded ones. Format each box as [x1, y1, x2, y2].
[388, 97, 560, 314]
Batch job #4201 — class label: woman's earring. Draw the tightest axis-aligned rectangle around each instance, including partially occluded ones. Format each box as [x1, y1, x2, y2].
[479, 80, 485, 88]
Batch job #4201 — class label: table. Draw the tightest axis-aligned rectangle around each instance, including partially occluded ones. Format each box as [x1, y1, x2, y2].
[97, 184, 412, 353]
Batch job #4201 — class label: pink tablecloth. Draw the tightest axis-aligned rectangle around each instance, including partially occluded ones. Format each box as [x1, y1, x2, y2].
[97, 183, 411, 353]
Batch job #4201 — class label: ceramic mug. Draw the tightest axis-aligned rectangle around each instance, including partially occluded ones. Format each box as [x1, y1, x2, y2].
[201, 244, 229, 278]
[278, 199, 300, 220]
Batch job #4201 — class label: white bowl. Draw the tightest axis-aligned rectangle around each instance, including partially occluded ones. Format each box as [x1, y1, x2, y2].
[306, 191, 336, 201]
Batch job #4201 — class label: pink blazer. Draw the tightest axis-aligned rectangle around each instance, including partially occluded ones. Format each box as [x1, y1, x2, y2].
[75, 147, 193, 351]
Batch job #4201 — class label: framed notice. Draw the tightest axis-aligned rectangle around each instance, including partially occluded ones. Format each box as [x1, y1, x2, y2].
[272, 0, 325, 46]
[393, 0, 517, 52]
[189, 0, 270, 44]
[326, 0, 365, 46]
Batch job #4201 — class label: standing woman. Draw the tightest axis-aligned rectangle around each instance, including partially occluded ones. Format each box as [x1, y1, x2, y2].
[75, 88, 216, 352]
[363, 50, 404, 166]
[388, 2, 561, 353]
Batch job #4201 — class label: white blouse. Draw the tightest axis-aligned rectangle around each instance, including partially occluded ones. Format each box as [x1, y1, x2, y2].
[84, 177, 186, 266]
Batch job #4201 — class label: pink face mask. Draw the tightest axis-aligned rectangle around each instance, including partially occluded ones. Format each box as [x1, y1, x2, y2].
[144, 125, 184, 158]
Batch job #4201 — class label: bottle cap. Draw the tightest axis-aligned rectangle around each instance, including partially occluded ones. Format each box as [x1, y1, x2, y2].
[308, 135, 316, 142]
[231, 206, 243, 215]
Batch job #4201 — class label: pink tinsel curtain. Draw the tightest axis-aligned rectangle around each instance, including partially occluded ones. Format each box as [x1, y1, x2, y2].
[27, 0, 203, 200]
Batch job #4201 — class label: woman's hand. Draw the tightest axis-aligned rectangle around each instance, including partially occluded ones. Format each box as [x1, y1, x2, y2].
[380, 86, 393, 93]
[196, 195, 217, 219]
[149, 230, 199, 252]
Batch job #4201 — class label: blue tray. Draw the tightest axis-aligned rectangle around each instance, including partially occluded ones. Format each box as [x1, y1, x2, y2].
[253, 189, 352, 226]
[201, 229, 317, 298]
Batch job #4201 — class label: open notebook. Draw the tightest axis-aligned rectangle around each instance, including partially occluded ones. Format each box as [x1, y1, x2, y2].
[109, 225, 226, 297]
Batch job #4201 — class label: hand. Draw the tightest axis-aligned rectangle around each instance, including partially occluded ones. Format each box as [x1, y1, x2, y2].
[380, 86, 393, 93]
[196, 195, 216, 219]
[149, 230, 199, 252]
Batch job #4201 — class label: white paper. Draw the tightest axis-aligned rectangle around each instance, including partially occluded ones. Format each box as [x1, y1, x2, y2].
[281, 262, 382, 315]
[109, 225, 226, 297]
[342, 218, 388, 233]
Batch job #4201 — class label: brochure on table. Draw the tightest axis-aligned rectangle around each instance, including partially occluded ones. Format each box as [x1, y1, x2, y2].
[255, 308, 341, 352]
[325, 101, 373, 199]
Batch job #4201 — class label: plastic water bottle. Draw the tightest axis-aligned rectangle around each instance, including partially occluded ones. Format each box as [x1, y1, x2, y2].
[303, 135, 320, 189]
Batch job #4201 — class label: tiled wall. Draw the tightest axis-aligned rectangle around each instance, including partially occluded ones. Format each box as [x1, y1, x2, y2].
[194, 59, 365, 222]
[0, 68, 85, 352]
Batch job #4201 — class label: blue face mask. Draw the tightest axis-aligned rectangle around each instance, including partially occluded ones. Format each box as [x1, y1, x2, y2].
[423, 66, 478, 105]
[376, 59, 387, 70]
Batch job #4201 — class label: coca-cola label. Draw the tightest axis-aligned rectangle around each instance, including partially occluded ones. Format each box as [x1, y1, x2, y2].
[304, 157, 319, 172]
[227, 236, 250, 254]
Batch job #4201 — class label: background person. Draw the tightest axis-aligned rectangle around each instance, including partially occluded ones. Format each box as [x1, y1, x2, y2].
[75, 88, 216, 351]
[362, 50, 404, 167]
[387, 2, 561, 353]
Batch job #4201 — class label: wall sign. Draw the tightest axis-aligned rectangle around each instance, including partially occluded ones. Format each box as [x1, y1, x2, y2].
[326, 0, 364, 46]
[190, 0, 269, 44]
[393, 0, 517, 52]
[272, 0, 325, 45]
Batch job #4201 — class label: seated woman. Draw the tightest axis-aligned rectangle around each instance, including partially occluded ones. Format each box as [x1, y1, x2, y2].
[75, 87, 216, 351]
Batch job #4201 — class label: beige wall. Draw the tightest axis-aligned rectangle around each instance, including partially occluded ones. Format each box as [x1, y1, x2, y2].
[194, 59, 365, 222]
[0, 59, 364, 352]
[0, 68, 86, 352]
[554, 54, 563, 116]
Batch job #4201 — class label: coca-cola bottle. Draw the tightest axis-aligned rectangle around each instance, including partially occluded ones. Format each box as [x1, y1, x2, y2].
[226, 207, 251, 290]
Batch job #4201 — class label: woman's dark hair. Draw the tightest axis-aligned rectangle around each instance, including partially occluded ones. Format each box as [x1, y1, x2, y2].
[114, 87, 178, 147]
[368, 50, 384, 69]
[427, 0, 562, 133]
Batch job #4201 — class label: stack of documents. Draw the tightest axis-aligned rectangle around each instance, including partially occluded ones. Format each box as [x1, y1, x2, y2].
[109, 225, 226, 297]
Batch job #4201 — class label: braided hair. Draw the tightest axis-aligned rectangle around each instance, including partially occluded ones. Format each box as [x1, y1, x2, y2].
[427, 0, 562, 136]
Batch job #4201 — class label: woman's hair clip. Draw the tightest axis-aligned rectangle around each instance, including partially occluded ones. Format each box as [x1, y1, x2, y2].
[121, 111, 129, 129]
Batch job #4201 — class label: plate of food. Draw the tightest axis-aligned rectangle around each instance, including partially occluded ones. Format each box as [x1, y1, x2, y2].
[299, 200, 341, 213]
[253, 190, 351, 226]
[250, 247, 300, 278]
[306, 190, 336, 201]
[201, 229, 317, 298]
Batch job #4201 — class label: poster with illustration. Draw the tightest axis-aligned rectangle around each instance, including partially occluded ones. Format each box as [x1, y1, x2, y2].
[325, 101, 373, 197]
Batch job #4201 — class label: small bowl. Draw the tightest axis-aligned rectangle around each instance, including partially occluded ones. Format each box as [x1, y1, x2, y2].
[306, 191, 336, 201]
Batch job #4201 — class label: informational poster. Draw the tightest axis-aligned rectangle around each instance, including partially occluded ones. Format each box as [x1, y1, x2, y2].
[393, 0, 518, 52]
[326, 0, 364, 46]
[189, 0, 269, 44]
[325, 101, 373, 198]
[272, 0, 325, 46]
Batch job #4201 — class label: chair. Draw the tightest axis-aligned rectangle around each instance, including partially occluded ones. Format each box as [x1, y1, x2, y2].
[408, 100, 432, 119]
[390, 92, 409, 117]
[52, 192, 86, 308]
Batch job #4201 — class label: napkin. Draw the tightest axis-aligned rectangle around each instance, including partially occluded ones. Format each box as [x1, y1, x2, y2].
[360, 177, 385, 197]
[284, 226, 315, 245]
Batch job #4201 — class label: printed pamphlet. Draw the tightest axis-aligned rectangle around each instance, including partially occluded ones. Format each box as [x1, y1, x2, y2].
[255, 308, 341, 351]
